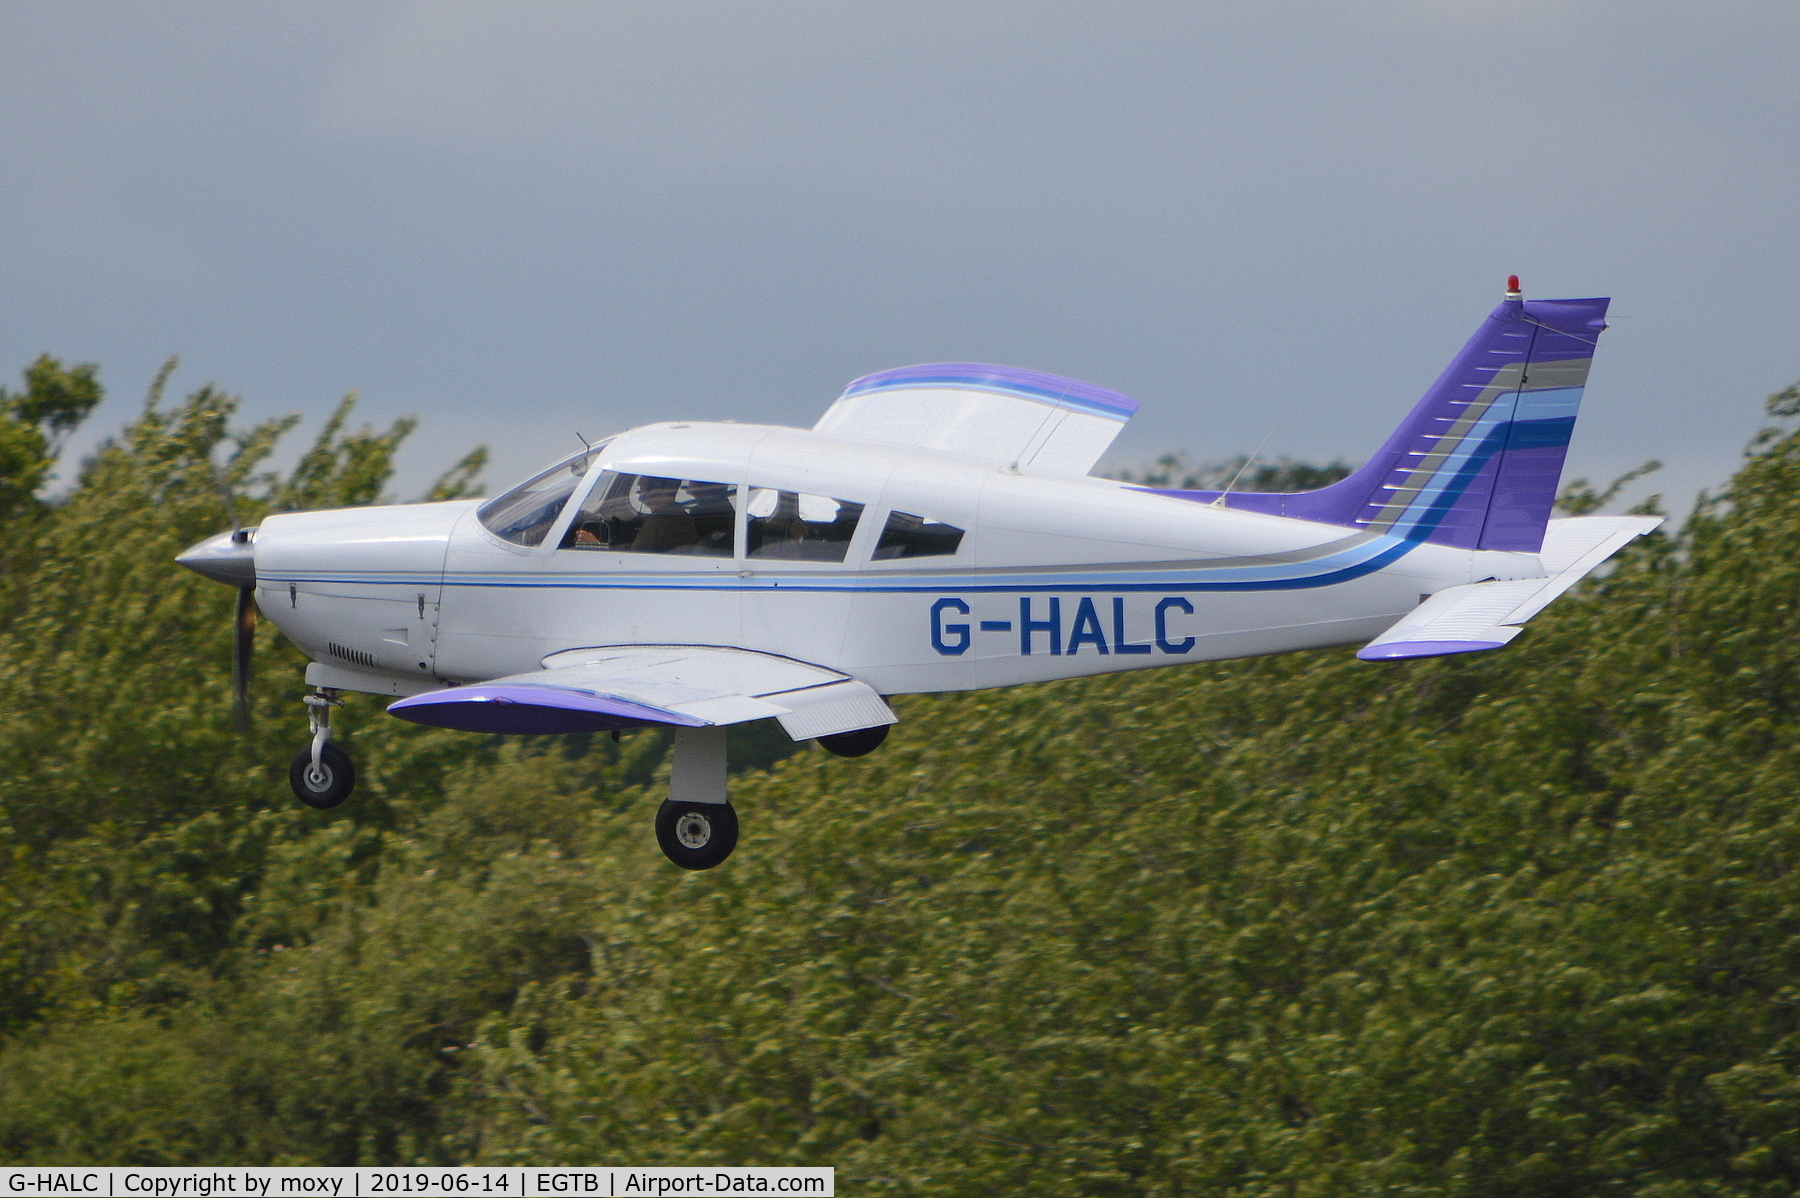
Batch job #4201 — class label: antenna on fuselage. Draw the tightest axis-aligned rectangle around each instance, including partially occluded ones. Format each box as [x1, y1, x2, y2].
[1209, 429, 1274, 509]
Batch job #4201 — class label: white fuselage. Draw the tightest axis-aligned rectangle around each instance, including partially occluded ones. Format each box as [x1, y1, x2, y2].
[253, 421, 1547, 699]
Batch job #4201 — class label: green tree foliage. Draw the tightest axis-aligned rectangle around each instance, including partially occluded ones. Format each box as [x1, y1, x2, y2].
[1556, 458, 1664, 517]
[425, 447, 491, 502]
[275, 393, 416, 511]
[1109, 450, 1352, 493]
[0, 354, 103, 520]
[5, 360, 1800, 1194]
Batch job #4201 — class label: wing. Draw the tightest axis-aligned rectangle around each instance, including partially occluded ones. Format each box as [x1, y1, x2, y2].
[387, 644, 896, 739]
[814, 363, 1138, 478]
[1357, 515, 1662, 661]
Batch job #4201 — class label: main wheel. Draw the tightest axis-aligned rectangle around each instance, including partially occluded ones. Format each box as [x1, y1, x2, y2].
[817, 724, 888, 758]
[655, 800, 739, 870]
[290, 742, 356, 809]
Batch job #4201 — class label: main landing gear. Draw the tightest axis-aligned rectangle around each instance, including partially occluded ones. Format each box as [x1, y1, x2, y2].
[657, 725, 737, 870]
[277, 690, 887, 862]
[656, 800, 739, 870]
[290, 687, 355, 809]
[648, 720, 890, 869]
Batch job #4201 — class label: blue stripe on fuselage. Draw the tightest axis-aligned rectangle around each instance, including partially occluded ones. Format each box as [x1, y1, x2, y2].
[261, 536, 1420, 596]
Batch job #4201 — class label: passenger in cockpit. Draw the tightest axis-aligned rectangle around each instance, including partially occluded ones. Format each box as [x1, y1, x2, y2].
[683, 481, 737, 555]
[752, 492, 812, 558]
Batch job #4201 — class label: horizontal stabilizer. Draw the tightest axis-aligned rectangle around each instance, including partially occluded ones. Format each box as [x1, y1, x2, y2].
[1356, 582, 1533, 660]
[388, 644, 896, 739]
[814, 363, 1138, 477]
[1358, 515, 1661, 661]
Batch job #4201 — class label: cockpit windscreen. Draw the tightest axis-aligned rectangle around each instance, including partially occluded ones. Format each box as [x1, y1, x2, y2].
[476, 450, 597, 547]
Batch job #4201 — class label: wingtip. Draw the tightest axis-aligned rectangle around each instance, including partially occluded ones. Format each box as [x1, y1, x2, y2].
[1357, 639, 1509, 662]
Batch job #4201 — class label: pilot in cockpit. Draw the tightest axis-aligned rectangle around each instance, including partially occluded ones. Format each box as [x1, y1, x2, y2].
[627, 477, 696, 552]
[566, 474, 737, 554]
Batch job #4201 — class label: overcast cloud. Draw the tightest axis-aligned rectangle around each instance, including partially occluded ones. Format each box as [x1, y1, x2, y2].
[3, 1, 1797, 509]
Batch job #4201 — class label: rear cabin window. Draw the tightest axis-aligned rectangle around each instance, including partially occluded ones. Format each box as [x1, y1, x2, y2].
[873, 510, 965, 559]
[477, 452, 595, 547]
[746, 489, 864, 562]
[560, 472, 737, 556]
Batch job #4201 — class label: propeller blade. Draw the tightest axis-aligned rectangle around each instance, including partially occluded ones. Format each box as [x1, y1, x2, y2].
[232, 584, 255, 732]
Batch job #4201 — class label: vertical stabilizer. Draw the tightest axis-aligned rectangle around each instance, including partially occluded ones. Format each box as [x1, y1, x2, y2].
[1146, 287, 1611, 554]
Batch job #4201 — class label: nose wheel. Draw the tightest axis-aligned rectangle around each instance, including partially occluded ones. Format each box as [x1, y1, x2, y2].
[289, 687, 355, 809]
[291, 741, 356, 809]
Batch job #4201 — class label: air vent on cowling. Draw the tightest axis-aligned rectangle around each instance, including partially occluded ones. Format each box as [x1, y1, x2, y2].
[328, 641, 377, 669]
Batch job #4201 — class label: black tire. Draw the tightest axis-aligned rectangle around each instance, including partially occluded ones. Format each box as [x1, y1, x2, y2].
[817, 724, 889, 758]
[290, 742, 356, 809]
[655, 800, 739, 870]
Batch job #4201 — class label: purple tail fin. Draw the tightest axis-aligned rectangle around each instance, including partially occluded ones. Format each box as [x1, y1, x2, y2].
[1147, 290, 1611, 553]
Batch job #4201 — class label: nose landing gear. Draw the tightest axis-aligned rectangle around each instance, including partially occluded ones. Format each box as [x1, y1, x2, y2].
[290, 688, 355, 809]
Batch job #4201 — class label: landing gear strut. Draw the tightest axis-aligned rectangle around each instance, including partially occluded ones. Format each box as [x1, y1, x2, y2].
[656, 725, 737, 869]
[290, 687, 355, 809]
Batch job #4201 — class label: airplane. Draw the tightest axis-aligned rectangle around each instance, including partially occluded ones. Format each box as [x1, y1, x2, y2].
[177, 279, 1659, 869]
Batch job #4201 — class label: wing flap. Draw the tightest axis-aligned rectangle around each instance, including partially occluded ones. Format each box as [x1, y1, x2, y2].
[773, 679, 899, 740]
[1358, 514, 1662, 661]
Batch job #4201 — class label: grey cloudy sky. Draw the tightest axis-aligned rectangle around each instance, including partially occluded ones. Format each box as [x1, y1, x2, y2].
[3, 1, 1796, 510]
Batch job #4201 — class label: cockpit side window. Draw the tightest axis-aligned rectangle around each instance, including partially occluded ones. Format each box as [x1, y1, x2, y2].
[745, 489, 864, 562]
[560, 472, 738, 556]
[873, 510, 965, 559]
[476, 452, 596, 547]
